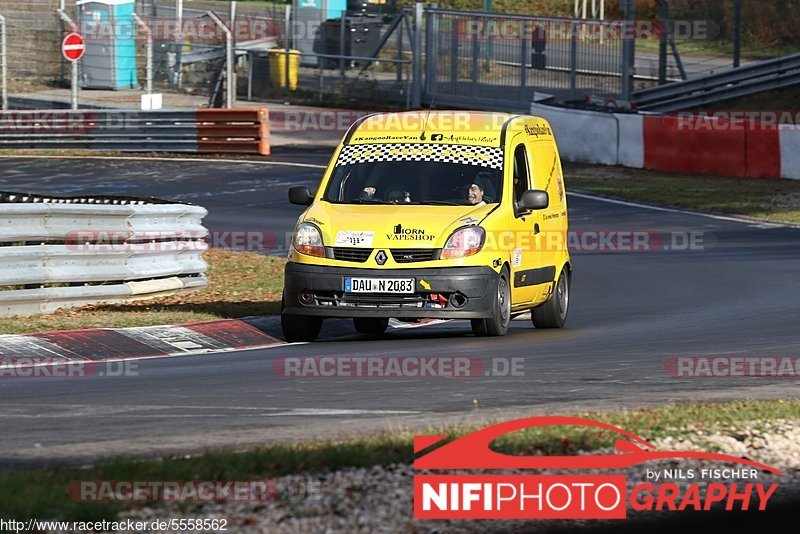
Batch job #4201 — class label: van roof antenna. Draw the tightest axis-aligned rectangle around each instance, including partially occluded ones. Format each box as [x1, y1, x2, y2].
[420, 90, 438, 141]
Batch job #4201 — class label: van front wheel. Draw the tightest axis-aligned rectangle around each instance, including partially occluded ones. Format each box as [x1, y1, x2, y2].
[353, 317, 389, 335]
[532, 269, 570, 329]
[281, 311, 323, 342]
[471, 268, 511, 337]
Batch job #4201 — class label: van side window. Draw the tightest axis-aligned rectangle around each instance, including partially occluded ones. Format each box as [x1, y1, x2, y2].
[530, 141, 562, 207]
[513, 144, 530, 214]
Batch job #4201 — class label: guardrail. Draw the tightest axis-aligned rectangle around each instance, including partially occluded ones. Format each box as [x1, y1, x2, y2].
[0, 108, 270, 155]
[633, 52, 800, 112]
[0, 192, 209, 316]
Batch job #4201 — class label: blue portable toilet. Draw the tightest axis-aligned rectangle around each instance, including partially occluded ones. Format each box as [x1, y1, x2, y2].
[77, 0, 138, 89]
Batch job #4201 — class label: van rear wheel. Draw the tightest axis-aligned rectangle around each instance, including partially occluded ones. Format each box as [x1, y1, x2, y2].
[532, 268, 570, 329]
[353, 317, 389, 335]
[471, 268, 511, 337]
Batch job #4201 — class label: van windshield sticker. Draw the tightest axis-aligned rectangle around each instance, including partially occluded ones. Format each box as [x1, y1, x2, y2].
[336, 143, 504, 170]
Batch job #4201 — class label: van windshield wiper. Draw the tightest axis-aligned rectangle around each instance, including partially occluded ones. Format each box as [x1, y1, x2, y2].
[346, 198, 389, 204]
[419, 200, 466, 206]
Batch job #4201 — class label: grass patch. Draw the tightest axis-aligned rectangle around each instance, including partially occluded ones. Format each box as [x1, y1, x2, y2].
[0, 250, 285, 335]
[1, 399, 797, 521]
[565, 163, 800, 224]
[635, 39, 799, 61]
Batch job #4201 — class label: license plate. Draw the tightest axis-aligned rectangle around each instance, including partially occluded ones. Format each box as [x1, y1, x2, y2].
[345, 277, 415, 294]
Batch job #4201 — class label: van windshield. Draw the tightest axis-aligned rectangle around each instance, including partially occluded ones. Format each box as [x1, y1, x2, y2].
[324, 143, 504, 206]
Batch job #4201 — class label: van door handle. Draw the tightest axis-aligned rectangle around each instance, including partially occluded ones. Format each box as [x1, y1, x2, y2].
[534, 223, 541, 235]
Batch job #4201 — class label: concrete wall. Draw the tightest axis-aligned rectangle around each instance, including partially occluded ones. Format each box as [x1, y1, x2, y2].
[531, 103, 794, 180]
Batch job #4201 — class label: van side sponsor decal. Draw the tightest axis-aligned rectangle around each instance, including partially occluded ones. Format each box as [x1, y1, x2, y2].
[336, 143, 504, 169]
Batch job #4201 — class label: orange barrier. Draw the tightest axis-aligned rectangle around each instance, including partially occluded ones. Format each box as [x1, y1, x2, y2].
[196, 108, 270, 156]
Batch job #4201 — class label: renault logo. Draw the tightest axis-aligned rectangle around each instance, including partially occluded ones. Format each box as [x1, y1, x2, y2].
[375, 250, 388, 265]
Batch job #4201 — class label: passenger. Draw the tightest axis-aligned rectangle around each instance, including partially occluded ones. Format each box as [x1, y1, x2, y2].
[360, 186, 410, 203]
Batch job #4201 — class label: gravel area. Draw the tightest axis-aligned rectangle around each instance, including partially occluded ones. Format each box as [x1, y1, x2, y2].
[112, 419, 800, 533]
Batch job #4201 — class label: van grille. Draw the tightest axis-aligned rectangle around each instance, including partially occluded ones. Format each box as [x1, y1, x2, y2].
[390, 249, 438, 263]
[332, 247, 372, 262]
[341, 293, 427, 308]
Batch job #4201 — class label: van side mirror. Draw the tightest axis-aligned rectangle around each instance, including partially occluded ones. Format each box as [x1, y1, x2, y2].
[518, 189, 549, 210]
[288, 185, 314, 206]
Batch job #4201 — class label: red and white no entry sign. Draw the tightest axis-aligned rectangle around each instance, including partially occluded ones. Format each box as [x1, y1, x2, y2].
[62, 33, 86, 62]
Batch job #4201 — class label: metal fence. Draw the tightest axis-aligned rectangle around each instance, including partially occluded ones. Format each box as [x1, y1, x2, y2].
[422, 8, 633, 111]
[0, 191, 208, 316]
[0, 1, 797, 113]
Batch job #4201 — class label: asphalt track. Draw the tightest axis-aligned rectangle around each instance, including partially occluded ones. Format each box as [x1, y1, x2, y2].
[0, 153, 799, 467]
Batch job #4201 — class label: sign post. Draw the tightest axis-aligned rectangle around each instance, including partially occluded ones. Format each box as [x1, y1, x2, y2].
[62, 32, 85, 110]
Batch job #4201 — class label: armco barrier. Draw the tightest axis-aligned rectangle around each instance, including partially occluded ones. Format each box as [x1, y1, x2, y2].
[0, 192, 209, 317]
[531, 103, 793, 180]
[0, 109, 270, 155]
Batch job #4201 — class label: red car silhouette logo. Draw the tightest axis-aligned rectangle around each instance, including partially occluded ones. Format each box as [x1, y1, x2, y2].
[414, 416, 783, 474]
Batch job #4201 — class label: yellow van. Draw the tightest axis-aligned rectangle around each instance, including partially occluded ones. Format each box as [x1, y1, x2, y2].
[282, 111, 570, 342]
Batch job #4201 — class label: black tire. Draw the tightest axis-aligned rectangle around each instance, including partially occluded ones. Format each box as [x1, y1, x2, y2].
[532, 268, 570, 329]
[281, 313, 323, 342]
[353, 317, 389, 335]
[471, 268, 511, 337]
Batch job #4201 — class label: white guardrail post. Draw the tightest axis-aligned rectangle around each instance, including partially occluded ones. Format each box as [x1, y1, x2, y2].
[132, 12, 154, 95]
[0, 9, 7, 111]
[0, 195, 209, 317]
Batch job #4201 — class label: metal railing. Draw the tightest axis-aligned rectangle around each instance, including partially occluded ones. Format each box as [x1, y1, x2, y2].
[0, 191, 209, 317]
[421, 7, 634, 111]
[633, 52, 800, 111]
[0, 108, 270, 154]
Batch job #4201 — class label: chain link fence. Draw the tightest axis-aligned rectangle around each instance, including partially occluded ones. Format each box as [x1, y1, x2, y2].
[423, 8, 631, 110]
[0, 1, 797, 112]
[651, 0, 800, 82]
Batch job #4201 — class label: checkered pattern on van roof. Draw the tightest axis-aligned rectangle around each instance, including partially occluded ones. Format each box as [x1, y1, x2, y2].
[336, 143, 504, 169]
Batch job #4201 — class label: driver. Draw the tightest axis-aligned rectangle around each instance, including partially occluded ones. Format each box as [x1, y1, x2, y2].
[464, 172, 496, 206]
[466, 183, 486, 206]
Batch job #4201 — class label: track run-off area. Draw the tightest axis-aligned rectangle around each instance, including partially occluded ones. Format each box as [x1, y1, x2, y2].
[0, 152, 798, 467]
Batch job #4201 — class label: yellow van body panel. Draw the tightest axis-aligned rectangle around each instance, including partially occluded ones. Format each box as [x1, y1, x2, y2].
[283, 111, 570, 321]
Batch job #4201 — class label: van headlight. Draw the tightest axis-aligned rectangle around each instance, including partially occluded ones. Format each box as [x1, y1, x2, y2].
[293, 222, 325, 257]
[441, 226, 485, 259]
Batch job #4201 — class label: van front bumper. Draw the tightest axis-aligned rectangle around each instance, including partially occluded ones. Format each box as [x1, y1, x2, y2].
[282, 262, 498, 319]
